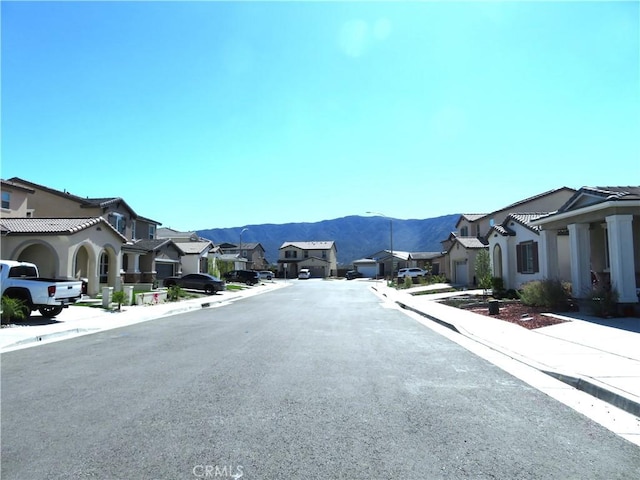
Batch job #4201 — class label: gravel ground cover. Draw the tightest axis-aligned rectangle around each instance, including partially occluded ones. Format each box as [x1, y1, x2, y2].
[439, 297, 568, 330]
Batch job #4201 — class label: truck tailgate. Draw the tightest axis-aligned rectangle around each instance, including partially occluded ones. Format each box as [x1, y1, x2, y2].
[53, 281, 83, 302]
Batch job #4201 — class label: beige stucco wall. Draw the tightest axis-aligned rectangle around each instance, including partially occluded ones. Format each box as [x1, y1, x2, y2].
[1, 184, 31, 217]
[1, 227, 125, 295]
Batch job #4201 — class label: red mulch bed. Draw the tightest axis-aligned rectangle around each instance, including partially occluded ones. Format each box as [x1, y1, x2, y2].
[465, 302, 569, 330]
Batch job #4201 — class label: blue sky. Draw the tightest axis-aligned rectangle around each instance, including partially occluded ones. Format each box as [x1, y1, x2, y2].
[2, 1, 638, 231]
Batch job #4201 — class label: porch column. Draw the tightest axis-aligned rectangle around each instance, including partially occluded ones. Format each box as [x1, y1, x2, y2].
[567, 223, 592, 298]
[606, 214, 637, 303]
[125, 252, 141, 274]
[540, 229, 559, 280]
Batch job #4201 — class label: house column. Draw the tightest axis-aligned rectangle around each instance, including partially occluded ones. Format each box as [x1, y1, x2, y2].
[540, 229, 559, 280]
[567, 223, 592, 298]
[606, 214, 637, 303]
[124, 252, 141, 283]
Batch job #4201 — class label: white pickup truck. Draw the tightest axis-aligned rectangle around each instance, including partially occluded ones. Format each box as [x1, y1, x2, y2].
[1, 260, 84, 318]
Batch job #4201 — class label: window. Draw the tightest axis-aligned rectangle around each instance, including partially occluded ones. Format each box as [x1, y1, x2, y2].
[148, 224, 156, 239]
[285, 250, 297, 259]
[131, 220, 137, 240]
[1, 192, 10, 209]
[322, 251, 327, 259]
[304, 250, 309, 258]
[516, 241, 539, 274]
[109, 213, 126, 235]
[460, 226, 468, 236]
[99, 252, 109, 283]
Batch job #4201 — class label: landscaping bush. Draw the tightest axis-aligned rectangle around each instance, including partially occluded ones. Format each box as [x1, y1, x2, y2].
[518, 278, 572, 310]
[167, 284, 184, 301]
[111, 290, 127, 311]
[590, 284, 619, 317]
[491, 277, 505, 298]
[403, 276, 413, 289]
[1, 296, 27, 323]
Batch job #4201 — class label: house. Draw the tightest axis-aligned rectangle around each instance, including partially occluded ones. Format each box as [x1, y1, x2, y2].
[530, 186, 640, 309]
[439, 187, 577, 286]
[351, 258, 377, 278]
[0, 216, 128, 296]
[1, 179, 35, 217]
[487, 213, 571, 291]
[2, 177, 167, 294]
[366, 249, 410, 278]
[409, 252, 444, 274]
[157, 228, 219, 275]
[217, 242, 268, 270]
[361, 250, 442, 279]
[277, 241, 338, 278]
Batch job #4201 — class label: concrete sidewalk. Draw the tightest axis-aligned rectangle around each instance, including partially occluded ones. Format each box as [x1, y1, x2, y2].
[0, 281, 288, 352]
[372, 282, 640, 421]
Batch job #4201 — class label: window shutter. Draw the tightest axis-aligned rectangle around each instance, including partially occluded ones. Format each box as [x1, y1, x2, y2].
[533, 242, 539, 273]
[516, 244, 522, 273]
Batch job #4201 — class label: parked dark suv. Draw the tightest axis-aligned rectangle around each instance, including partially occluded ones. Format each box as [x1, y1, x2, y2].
[223, 270, 260, 285]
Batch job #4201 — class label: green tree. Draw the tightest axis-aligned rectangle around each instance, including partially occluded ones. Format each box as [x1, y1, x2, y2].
[475, 249, 492, 291]
[111, 290, 127, 311]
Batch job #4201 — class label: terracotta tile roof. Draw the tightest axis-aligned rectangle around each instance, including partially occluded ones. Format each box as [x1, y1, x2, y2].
[280, 241, 336, 250]
[508, 213, 550, 231]
[455, 237, 488, 249]
[174, 241, 212, 254]
[133, 238, 175, 251]
[490, 213, 550, 236]
[558, 186, 640, 213]
[460, 214, 487, 222]
[0, 217, 127, 241]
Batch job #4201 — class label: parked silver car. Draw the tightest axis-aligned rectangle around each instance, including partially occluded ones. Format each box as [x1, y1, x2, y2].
[397, 268, 427, 279]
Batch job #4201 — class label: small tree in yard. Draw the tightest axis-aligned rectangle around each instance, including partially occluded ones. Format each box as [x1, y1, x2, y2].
[111, 290, 127, 311]
[475, 250, 492, 295]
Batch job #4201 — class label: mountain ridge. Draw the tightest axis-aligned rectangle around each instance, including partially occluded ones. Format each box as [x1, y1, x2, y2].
[197, 214, 460, 266]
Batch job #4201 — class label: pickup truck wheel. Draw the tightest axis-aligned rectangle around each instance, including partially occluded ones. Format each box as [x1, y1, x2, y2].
[38, 306, 64, 318]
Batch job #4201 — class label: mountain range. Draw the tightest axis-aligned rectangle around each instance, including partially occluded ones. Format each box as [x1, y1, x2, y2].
[197, 214, 460, 266]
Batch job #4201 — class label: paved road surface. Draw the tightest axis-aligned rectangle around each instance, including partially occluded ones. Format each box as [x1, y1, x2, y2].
[2, 280, 638, 479]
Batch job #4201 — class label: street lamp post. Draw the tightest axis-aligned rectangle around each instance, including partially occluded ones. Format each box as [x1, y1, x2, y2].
[239, 228, 249, 269]
[366, 211, 394, 280]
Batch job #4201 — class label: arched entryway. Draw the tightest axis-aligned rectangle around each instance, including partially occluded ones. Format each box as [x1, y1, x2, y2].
[98, 246, 121, 290]
[16, 242, 59, 278]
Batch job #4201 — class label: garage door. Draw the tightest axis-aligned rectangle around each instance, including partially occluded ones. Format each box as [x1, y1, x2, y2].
[308, 266, 325, 278]
[156, 262, 175, 280]
[455, 261, 468, 286]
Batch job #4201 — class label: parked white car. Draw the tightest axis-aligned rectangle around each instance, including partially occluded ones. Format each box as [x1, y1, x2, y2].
[258, 270, 274, 280]
[397, 268, 427, 279]
[298, 269, 311, 279]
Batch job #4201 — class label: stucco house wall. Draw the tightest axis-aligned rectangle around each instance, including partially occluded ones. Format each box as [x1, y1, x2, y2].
[0, 217, 127, 296]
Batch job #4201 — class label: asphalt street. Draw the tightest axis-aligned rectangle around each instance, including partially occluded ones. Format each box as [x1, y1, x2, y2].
[2, 280, 639, 479]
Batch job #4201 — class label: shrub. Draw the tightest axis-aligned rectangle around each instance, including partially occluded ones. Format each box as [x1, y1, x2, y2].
[111, 290, 127, 311]
[518, 278, 572, 310]
[491, 277, 505, 296]
[167, 285, 184, 301]
[403, 276, 413, 289]
[590, 284, 619, 317]
[1, 296, 27, 323]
